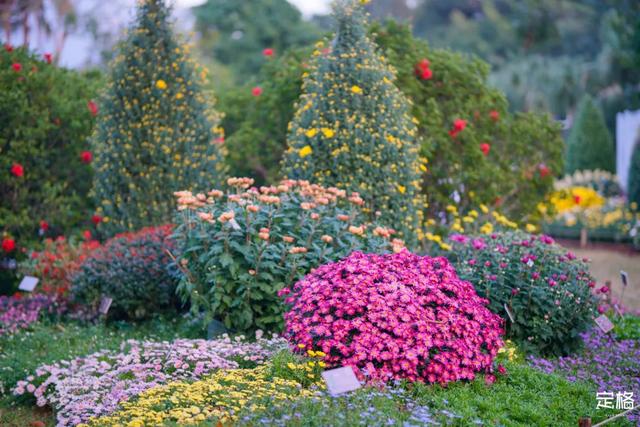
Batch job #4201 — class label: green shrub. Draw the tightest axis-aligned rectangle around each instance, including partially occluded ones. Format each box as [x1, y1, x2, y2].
[173, 178, 405, 333]
[92, 0, 227, 235]
[71, 224, 180, 320]
[566, 95, 615, 174]
[0, 44, 99, 286]
[628, 139, 640, 206]
[281, 2, 425, 244]
[442, 231, 597, 356]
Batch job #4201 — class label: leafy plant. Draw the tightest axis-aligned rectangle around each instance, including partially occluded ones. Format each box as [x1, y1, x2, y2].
[173, 178, 404, 333]
[71, 225, 180, 320]
[442, 231, 597, 356]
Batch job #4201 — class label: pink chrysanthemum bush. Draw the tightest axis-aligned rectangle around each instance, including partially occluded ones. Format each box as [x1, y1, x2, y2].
[281, 250, 504, 384]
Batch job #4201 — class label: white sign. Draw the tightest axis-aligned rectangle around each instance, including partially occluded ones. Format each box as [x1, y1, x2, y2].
[616, 109, 640, 192]
[99, 296, 113, 315]
[321, 366, 361, 395]
[18, 276, 39, 292]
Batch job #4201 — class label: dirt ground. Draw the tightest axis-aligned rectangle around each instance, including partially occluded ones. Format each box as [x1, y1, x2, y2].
[557, 239, 640, 311]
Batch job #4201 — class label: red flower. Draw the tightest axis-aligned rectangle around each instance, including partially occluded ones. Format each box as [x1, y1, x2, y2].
[598, 285, 610, 294]
[538, 163, 550, 178]
[87, 100, 98, 117]
[597, 305, 606, 314]
[83, 230, 92, 240]
[91, 215, 102, 225]
[262, 48, 274, 57]
[453, 119, 467, 131]
[573, 195, 581, 205]
[489, 110, 500, 122]
[80, 151, 93, 164]
[415, 58, 432, 80]
[10, 163, 24, 177]
[40, 220, 49, 232]
[2, 238, 16, 253]
[214, 136, 225, 144]
[11, 63, 22, 72]
[251, 86, 263, 97]
[43, 53, 53, 64]
[480, 143, 491, 156]
[4, 43, 12, 52]
[497, 364, 507, 375]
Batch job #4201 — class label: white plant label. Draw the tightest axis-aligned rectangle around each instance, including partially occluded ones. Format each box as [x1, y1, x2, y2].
[18, 276, 39, 292]
[322, 366, 361, 395]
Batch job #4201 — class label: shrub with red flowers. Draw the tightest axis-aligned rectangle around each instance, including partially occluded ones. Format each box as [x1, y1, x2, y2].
[442, 231, 598, 356]
[20, 236, 100, 295]
[71, 225, 180, 320]
[282, 250, 504, 384]
[173, 178, 405, 333]
[1, 44, 100, 289]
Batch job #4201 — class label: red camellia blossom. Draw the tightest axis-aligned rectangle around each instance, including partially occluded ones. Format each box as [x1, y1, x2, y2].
[10, 163, 24, 177]
[40, 220, 49, 232]
[414, 58, 432, 80]
[251, 86, 263, 97]
[43, 53, 53, 64]
[11, 63, 22, 72]
[283, 251, 504, 385]
[489, 110, 500, 122]
[87, 100, 98, 117]
[538, 163, 551, 178]
[91, 215, 102, 225]
[2, 238, 16, 253]
[262, 47, 274, 57]
[80, 151, 93, 164]
[480, 143, 491, 156]
[449, 118, 467, 139]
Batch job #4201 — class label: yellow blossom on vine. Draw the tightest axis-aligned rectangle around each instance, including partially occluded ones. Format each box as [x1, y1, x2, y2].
[351, 85, 363, 94]
[155, 79, 167, 89]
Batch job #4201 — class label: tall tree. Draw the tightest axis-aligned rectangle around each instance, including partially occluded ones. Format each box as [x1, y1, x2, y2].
[282, 0, 425, 243]
[92, 0, 226, 235]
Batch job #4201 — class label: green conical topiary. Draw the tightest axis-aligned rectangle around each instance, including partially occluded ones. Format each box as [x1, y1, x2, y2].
[281, 0, 425, 244]
[92, 0, 227, 235]
[566, 95, 615, 174]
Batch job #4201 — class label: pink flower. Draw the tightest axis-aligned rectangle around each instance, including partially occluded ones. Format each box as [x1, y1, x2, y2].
[262, 48, 274, 57]
[251, 86, 263, 97]
[497, 364, 507, 375]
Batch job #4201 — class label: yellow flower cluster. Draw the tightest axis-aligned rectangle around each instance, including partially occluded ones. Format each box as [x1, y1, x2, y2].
[422, 202, 523, 249]
[549, 187, 605, 214]
[84, 366, 316, 427]
[497, 339, 519, 362]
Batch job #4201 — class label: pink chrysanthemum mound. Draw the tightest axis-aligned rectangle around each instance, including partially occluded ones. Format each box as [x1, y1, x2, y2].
[282, 250, 504, 384]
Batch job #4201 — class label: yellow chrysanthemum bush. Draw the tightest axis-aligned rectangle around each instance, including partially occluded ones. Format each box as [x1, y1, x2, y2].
[173, 178, 405, 333]
[91, 0, 226, 235]
[84, 363, 319, 427]
[281, 0, 425, 245]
